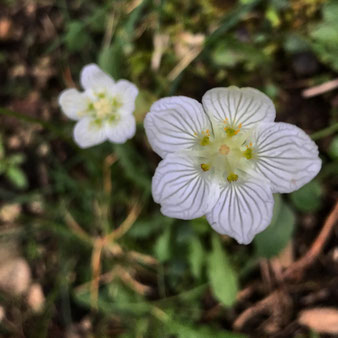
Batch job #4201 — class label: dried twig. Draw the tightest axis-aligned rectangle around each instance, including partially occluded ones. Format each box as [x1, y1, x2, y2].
[302, 78, 338, 98]
[233, 290, 284, 330]
[90, 238, 104, 308]
[283, 200, 338, 280]
[233, 202, 338, 330]
[104, 200, 142, 243]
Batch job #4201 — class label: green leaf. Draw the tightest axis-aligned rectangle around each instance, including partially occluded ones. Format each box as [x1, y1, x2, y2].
[0, 134, 4, 159]
[8, 153, 25, 165]
[114, 143, 151, 191]
[64, 21, 91, 52]
[6, 166, 28, 189]
[170, 320, 247, 338]
[98, 42, 123, 79]
[189, 237, 205, 280]
[154, 226, 171, 262]
[328, 136, 338, 159]
[207, 235, 238, 307]
[290, 180, 323, 212]
[128, 212, 173, 239]
[254, 196, 295, 258]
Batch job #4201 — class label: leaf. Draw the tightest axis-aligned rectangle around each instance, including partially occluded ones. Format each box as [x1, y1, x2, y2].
[290, 180, 323, 212]
[154, 226, 171, 262]
[74, 288, 150, 316]
[114, 143, 151, 191]
[254, 195, 295, 258]
[207, 234, 238, 307]
[98, 42, 123, 79]
[128, 212, 173, 239]
[170, 320, 247, 338]
[189, 237, 205, 280]
[328, 136, 338, 159]
[64, 21, 91, 52]
[6, 166, 27, 189]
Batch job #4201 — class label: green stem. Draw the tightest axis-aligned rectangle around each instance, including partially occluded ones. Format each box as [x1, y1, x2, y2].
[311, 122, 338, 140]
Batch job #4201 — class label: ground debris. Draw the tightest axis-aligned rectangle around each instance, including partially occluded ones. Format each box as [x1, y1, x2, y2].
[298, 308, 338, 334]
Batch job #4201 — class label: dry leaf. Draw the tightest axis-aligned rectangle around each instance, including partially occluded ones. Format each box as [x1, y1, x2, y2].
[299, 308, 338, 334]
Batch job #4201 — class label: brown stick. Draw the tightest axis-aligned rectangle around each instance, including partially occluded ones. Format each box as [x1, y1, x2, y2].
[282, 200, 338, 280]
[302, 78, 338, 98]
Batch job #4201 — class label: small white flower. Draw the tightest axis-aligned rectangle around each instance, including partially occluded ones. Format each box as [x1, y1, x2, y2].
[144, 87, 321, 244]
[58, 64, 138, 148]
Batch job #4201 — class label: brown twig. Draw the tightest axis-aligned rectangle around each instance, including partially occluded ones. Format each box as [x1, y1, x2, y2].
[104, 200, 142, 243]
[302, 78, 338, 98]
[90, 238, 104, 308]
[233, 290, 283, 330]
[233, 202, 338, 330]
[282, 200, 338, 280]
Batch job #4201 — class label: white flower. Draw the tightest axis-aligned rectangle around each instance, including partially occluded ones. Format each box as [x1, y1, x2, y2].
[58, 64, 138, 148]
[144, 87, 321, 244]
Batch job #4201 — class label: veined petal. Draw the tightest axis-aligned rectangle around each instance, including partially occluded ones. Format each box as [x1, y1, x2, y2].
[144, 96, 211, 158]
[104, 115, 136, 144]
[202, 86, 275, 129]
[206, 174, 274, 244]
[80, 64, 115, 91]
[73, 117, 107, 148]
[152, 153, 220, 220]
[109, 80, 138, 115]
[251, 122, 321, 193]
[58, 89, 87, 120]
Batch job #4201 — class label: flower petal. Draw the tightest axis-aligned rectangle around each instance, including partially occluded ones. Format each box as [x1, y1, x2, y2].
[109, 79, 138, 115]
[251, 122, 321, 193]
[202, 86, 275, 129]
[152, 153, 220, 219]
[105, 115, 136, 144]
[206, 174, 274, 244]
[73, 117, 107, 148]
[80, 64, 115, 91]
[58, 89, 87, 120]
[144, 96, 211, 158]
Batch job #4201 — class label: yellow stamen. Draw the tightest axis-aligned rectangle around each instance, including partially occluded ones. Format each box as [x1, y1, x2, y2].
[201, 163, 210, 172]
[227, 173, 238, 182]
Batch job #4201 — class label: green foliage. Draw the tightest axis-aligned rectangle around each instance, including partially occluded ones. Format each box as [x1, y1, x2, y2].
[65, 21, 92, 53]
[310, 1, 338, 70]
[328, 136, 338, 159]
[207, 235, 238, 307]
[189, 236, 205, 280]
[290, 180, 323, 213]
[254, 195, 295, 258]
[0, 134, 27, 189]
[211, 38, 269, 70]
[154, 226, 172, 262]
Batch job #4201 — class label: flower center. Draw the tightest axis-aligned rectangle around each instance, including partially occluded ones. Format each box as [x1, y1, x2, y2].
[86, 91, 122, 125]
[197, 123, 254, 182]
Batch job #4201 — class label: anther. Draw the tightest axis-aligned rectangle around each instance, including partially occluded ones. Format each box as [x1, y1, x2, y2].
[201, 163, 211, 171]
[227, 173, 238, 182]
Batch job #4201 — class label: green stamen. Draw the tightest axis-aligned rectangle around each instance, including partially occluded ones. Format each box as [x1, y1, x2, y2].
[227, 173, 238, 182]
[201, 163, 211, 172]
[200, 136, 210, 146]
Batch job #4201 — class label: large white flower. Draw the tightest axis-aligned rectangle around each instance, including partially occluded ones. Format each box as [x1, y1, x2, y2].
[58, 64, 138, 148]
[144, 87, 321, 244]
